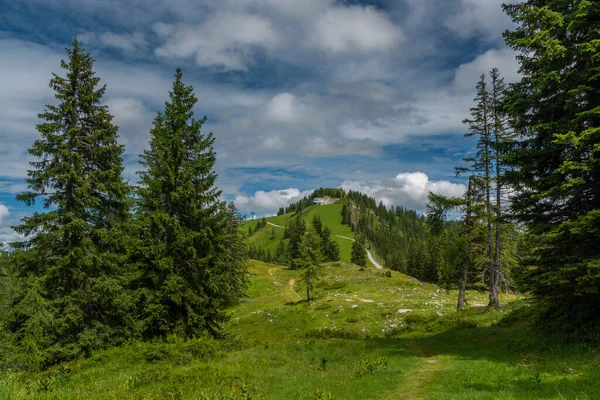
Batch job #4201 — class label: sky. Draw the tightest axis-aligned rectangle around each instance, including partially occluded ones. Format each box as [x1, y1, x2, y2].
[0, 0, 521, 243]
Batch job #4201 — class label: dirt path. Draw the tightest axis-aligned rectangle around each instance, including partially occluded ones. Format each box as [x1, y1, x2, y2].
[334, 235, 384, 269]
[398, 341, 444, 400]
[267, 221, 285, 229]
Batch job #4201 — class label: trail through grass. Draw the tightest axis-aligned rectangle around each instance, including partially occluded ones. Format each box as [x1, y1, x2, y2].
[3, 260, 599, 399]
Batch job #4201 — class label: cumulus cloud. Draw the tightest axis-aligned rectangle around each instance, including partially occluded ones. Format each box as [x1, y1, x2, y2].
[0, 203, 20, 245]
[450, 47, 520, 95]
[310, 6, 404, 54]
[342, 172, 466, 211]
[0, 204, 9, 227]
[78, 31, 148, 53]
[338, 47, 520, 143]
[264, 93, 303, 123]
[444, 0, 517, 40]
[153, 13, 283, 71]
[234, 188, 314, 216]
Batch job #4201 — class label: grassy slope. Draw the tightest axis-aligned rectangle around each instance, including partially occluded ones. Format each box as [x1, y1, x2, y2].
[243, 203, 377, 268]
[4, 260, 600, 399]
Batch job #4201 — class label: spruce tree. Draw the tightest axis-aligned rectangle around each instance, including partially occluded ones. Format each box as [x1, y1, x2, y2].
[8, 39, 134, 369]
[295, 230, 324, 302]
[351, 240, 367, 267]
[134, 68, 247, 338]
[458, 74, 499, 307]
[320, 226, 340, 262]
[503, 1, 600, 316]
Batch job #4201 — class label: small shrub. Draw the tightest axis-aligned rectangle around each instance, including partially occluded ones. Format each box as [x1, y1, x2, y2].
[141, 343, 175, 362]
[315, 303, 332, 311]
[315, 390, 334, 399]
[181, 337, 220, 359]
[354, 357, 390, 377]
[346, 317, 359, 323]
[318, 356, 328, 371]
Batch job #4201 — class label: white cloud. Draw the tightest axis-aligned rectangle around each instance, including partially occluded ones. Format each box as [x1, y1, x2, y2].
[0, 204, 9, 227]
[450, 47, 520, 95]
[342, 172, 466, 211]
[264, 93, 303, 123]
[311, 6, 404, 54]
[444, 0, 516, 40]
[154, 12, 283, 71]
[337, 47, 520, 143]
[0, 203, 20, 245]
[78, 31, 147, 53]
[234, 188, 314, 215]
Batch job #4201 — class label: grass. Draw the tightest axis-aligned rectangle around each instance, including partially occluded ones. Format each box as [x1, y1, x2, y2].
[2, 260, 599, 399]
[3, 202, 596, 398]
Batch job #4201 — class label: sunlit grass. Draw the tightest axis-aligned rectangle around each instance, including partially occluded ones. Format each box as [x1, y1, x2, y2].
[3, 260, 599, 399]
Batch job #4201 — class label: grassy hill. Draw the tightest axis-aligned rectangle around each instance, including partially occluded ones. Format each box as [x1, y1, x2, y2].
[243, 202, 378, 268]
[3, 260, 600, 399]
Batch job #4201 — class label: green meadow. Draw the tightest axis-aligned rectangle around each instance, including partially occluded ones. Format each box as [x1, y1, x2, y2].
[3, 259, 598, 399]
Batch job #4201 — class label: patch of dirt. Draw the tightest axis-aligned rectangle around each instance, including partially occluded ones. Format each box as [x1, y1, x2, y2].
[424, 358, 438, 364]
[288, 279, 295, 287]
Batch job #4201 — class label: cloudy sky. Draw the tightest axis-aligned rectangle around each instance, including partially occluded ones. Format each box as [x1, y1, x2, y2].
[0, 0, 520, 242]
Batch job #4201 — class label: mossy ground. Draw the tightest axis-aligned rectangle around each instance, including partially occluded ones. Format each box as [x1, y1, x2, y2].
[2, 260, 599, 399]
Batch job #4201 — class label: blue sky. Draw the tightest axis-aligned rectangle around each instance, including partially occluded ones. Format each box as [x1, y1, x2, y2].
[0, 0, 521, 242]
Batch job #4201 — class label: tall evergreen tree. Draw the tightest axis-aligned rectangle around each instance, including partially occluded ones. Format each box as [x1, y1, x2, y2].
[458, 74, 499, 307]
[320, 226, 340, 262]
[134, 68, 247, 338]
[490, 68, 504, 304]
[351, 240, 367, 267]
[294, 230, 324, 302]
[503, 1, 600, 316]
[7, 39, 134, 369]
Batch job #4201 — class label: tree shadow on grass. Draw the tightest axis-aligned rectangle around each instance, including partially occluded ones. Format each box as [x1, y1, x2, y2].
[359, 307, 600, 399]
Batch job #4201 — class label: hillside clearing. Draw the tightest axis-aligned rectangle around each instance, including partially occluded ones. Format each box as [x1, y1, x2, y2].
[4, 260, 599, 399]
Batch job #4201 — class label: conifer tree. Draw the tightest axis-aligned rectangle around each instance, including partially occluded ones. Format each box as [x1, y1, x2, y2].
[134, 68, 247, 338]
[7, 39, 134, 369]
[312, 215, 323, 237]
[294, 230, 324, 302]
[503, 0, 600, 315]
[320, 226, 340, 262]
[458, 74, 499, 307]
[351, 240, 367, 267]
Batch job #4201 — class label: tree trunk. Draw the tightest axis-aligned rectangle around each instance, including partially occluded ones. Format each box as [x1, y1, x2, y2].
[490, 70, 503, 309]
[485, 80, 500, 309]
[457, 263, 468, 311]
[306, 275, 311, 302]
[458, 177, 473, 311]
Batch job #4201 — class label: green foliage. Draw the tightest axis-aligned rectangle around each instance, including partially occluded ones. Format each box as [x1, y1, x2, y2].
[294, 230, 325, 301]
[503, 0, 600, 314]
[132, 68, 248, 338]
[5, 39, 136, 370]
[354, 357, 389, 377]
[286, 216, 307, 266]
[343, 191, 428, 273]
[351, 240, 367, 267]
